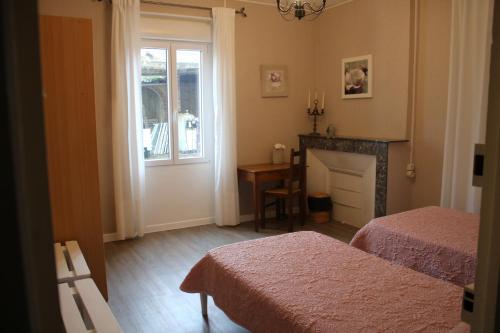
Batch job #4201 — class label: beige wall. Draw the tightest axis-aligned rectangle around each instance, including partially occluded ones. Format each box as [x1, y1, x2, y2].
[313, 0, 452, 212]
[230, 1, 315, 214]
[38, 0, 315, 230]
[141, 1, 316, 217]
[232, 1, 314, 165]
[386, 0, 452, 211]
[410, 0, 452, 208]
[314, 0, 411, 140]
[387, 142, 412, 214]
[38, 0, 452, 233]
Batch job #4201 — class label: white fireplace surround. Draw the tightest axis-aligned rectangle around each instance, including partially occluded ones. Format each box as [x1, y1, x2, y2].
[307, 149, 376, 228]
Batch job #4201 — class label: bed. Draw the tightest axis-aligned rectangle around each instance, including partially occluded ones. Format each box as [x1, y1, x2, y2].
[181, 231, 463, 333]
[350, 206, 479, 286]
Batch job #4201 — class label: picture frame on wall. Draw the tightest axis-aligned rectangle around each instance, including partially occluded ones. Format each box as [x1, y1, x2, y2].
[342, 54, 372, 99]
[260, 65, 288, 97]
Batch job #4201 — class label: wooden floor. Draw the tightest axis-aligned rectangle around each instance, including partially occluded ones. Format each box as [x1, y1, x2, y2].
[105, 219, 359, 333]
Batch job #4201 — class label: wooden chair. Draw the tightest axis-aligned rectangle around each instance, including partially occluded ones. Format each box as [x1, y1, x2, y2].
[260, 149, 306, 232]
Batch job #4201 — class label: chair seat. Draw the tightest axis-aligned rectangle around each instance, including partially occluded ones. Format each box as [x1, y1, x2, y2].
[264, 187, 301, 197]
[259, 148, 305, 233]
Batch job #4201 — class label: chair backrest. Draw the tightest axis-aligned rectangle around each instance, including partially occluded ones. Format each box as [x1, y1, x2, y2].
[287, 149, 305, 194]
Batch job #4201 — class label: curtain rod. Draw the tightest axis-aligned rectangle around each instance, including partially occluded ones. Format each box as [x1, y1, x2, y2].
[142, 1, 247, 17]
[98, 0, 247, 17]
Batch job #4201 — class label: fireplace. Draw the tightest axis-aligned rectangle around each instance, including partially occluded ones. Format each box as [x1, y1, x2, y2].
[307, 149, 376, 228]
[299, 134, 408, 227]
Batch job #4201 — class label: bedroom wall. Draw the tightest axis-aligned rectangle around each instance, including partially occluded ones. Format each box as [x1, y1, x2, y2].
[140, 1, 315, 217]
[38, 0, 315, 231]
[229, 0, 314, 165]
[38, 0, 452, 233]
[409, 0, 452, 208]
[313, 0, 452, 212]
[314, 0, 411, 140]
[137, 0, 316, 217]
[229, 0, 315, 214]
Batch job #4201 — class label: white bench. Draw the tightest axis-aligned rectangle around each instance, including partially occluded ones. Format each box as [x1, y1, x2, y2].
[58, 278, 122, 333]
[54, 241, 91, 283]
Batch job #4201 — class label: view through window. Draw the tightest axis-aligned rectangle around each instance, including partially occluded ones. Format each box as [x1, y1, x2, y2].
[141, 48, 170, 160]
[141, 42, 204, 163]
[176, 49, 202, 159]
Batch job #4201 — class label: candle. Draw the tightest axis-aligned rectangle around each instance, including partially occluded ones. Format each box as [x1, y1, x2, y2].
[321, 92, 325, 109]
[314, 91, 318, 101]
[308, 90, 311, 108]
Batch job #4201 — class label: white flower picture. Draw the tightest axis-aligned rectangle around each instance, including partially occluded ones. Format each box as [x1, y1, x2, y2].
[342, 55, 373, 99]
[261, 65, 288, 97]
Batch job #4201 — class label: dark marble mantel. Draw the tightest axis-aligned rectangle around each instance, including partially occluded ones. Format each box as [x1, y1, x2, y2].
[299, 134, 408, 218]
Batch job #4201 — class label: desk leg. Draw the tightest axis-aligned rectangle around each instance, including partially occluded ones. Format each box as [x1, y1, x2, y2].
[253, 180, 259, 232]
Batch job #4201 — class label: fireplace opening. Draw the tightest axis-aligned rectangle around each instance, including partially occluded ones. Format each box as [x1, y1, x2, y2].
[307, 149, 376, 228]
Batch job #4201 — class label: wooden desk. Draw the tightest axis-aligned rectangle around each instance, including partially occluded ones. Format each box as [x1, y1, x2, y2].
[237, 163, 290, 232]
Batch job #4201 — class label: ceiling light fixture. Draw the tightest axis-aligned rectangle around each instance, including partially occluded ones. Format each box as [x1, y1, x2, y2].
[276, 0, 327, 21]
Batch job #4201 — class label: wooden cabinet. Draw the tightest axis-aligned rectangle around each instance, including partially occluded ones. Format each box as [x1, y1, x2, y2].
[39, 15, 107, 298]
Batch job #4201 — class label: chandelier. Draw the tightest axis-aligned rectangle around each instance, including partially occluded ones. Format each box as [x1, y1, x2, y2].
[276, 0, 327, 21]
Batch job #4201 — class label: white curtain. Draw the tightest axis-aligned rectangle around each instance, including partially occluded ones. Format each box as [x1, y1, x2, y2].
[212, 8, 240, 226]
[440, 0, 494, 213]
[111, 0, 145, 239]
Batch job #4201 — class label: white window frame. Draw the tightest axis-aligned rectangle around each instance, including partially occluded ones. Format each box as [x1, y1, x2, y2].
[141, 39, 173, 167]
[141, 39, 211, 167]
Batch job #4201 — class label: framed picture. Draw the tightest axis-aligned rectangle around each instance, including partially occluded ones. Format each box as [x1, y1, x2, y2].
[342, 55, 372, 99]
[260, 65, 288, 97]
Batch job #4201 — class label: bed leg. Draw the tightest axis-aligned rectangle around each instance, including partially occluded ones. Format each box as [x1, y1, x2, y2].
[200, 293, 208, 317]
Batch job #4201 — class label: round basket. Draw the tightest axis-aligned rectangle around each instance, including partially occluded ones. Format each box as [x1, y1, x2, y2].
[307, 192, 332, 224]
[310, 211, 331, 224]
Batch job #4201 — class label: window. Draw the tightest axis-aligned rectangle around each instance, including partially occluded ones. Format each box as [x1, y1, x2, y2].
[141, 41, 208, 165]
[141, 47, 170, 161]
[175, 49, 202, 159]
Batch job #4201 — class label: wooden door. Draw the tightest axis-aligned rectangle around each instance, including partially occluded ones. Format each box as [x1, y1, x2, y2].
[39, 15, 107, 298]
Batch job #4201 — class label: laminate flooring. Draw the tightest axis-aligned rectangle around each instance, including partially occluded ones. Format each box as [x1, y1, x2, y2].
[105, 219, 359, 333]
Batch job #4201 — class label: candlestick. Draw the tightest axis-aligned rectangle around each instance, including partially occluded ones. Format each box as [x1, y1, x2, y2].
[307, 98, 325, 136]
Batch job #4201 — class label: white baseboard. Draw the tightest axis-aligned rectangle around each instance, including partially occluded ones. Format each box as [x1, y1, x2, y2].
[144, 210, 289, 234]
[144, 216, 214, 234]
[103, 209, 300, 243]
[103, 232, 119, 243]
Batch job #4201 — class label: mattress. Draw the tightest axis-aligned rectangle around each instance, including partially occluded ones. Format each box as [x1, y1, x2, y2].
[181, 231, 463, 333]
[350, 206, 479, 286]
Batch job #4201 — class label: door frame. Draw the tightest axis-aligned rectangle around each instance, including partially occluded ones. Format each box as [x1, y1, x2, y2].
[473, 2, 500, 332]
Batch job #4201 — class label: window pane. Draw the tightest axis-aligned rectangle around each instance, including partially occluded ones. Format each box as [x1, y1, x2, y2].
[176, 50, 202, 159]
[141, 48, 170, 160]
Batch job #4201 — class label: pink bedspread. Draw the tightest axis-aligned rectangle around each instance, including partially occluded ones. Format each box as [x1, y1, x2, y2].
[350, 206, 479, 286]
[181, 231, 462, 333]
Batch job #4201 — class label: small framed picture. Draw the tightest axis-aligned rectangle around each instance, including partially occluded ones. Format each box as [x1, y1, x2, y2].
[260, 65, 288, 98]
[342, 55, 372, 99]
